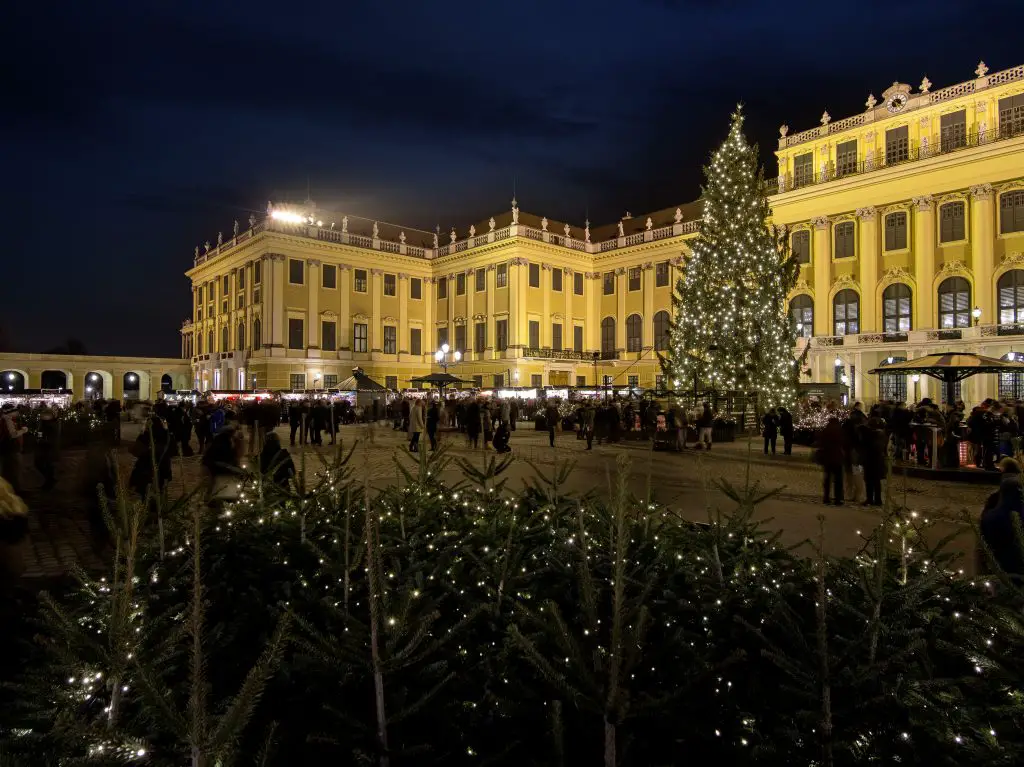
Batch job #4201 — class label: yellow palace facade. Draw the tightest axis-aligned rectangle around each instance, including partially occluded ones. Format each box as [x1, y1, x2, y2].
[183, 60, 1024, 406]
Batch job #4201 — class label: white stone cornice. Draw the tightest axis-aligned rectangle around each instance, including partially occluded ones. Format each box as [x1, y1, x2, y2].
[320, 310, 338, 319]
[971, 183, 995, 199]
[855, 206, 877, 220]
[912, 195, 934, 211]
[306, 258, 321, 266]
[812, 216, 830, 229]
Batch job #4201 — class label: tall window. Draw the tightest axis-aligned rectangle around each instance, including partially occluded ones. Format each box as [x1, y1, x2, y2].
[884, 212, 908, 251]
[882, 283, 912, 332]
[322, 264, 337, 289]
[324, 374, 339, 389]
[253, 261, 261, 285]
[628, 267, 641, 291]
[437, 327, 448, 349]
[289, 258, 304, 285]
[574, 272, 584, 295]
[321, 320, 337, 351]
[793, 151, 813, 188]
[552, 323, 562, 351]
[493, 374, 504, 388]
[938, 277, 971, 328]
[792, 230, 810, 264]
[603, 272, 615, 295]
[885, 125, 909, 165]
[1000, 191, 1024, 234]
[528, 263, 540, 288]
[999, 93, 1024, 137]
[626, 314, 642, 351]
[834, 221, 855, 258]
[221, 325, 229, 352]
[528, 320, 540, 348]
[384, 326, 397, 354]
[252, 318, 261, 351]
[237, 322, 246, 350]
[549, 268, 561, 292]
[237, 267, 246, 290]
[878, 357, 908, 403]
[653, 310, 670, 350]
[833, 290, 859, 335]
[573, 325, 584, 352]
[288, 318, 303, 349]
[835, 139, 857, 177]
[475, 268, 485, 292]
[531, 374, 543, 388]
[655, 262, 669, 287]
[410, 277, 422, 299]
[998, 270, 1024, 325]
[456, 272, 466, 295]
[384, 273, 396, 296]
[790, 295, 813, 338]
[354, 269, 367, 292]
[940, 109, 967, 152]
[385, 376, 398, 391]
[353, 323, 368, 353]
[290, 373, 305, 391]
[939, 202, 966, 243]
[222, 275, 230, 295]
[410, 327, 421, 356]
[496, 263, 508, 288]
[475, 322, 486, 351]
[454, 325, 466, 353]
[436, 276, 447, 299]
[601, 317, 616, 353]
[207, 330, 213, 355]
[496, 319, 508, 351]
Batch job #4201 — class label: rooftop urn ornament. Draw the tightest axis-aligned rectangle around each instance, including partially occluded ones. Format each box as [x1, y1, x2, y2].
[617, 220, 625, 238]
[674, 207, 683, 223]
[584, 219, 591, 243]
[563, 222, 571, 237]
[779, 124, 789, 138]
[372, 221, 379, 239]
[865, 93, 877, 110]
[248, 213, 256, 230]
[919, 76, 932, 93]
[469, 224, 476, 238]
[341, 216, 348, 233]
[511, 197, 519, 224]
[820, 110, 831, 126]
[217, 231, 223, 246]
[976, 60, 989, 78]
[399, 231, 406, 244]
[541, 216, 548, 231]
[450, 227, 457, 244]
[488, 216, 495, 231]
[645, 216, 653, 231]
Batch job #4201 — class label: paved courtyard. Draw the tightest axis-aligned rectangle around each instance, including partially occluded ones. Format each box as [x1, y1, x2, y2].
[16, 421, 995, 582]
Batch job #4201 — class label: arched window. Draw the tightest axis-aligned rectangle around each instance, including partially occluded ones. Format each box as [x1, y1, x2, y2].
[252, 318, 262, 351]
[601, 317, 616, 354]
[221, 325, 229, 352]
[938, 277, 971, 328]
[832, 289, 859, 335]
[653, 310, 671, 351]
[625, 314, 642, 352]
[790, 294, 813, 338]
[237, 322, 246, 351]
[998, 270, 1024, 325]
[882, 283, 912, 332]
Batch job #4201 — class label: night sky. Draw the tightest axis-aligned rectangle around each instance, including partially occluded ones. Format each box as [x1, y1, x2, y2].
[3, 1, 1019, 358]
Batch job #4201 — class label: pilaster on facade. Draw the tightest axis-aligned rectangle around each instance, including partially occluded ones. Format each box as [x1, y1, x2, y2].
[811, 217, 831, 336]
[911, 197, 936, 330]
[306, 259, 321, 355]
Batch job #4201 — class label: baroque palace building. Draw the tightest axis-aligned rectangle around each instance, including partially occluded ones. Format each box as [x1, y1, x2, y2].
[182, 60, 1024, 406]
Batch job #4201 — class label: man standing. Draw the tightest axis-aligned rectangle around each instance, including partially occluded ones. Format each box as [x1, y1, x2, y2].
[409, 399, 425, 452]
[778, 406, 794, 455]
[426, 399, 440, 451]
[762, 408, 779, 456]
[583, 402, 596, 450]
[696, 402, 714, 450]
[545, 400, 559, 448]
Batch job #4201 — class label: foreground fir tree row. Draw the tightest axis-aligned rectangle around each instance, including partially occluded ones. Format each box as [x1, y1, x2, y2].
[1, 441, 1023, 766]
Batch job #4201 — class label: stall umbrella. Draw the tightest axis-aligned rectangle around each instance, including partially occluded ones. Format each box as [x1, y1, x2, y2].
[868, 352, 1024, 406]
[409, 372, 474, 399]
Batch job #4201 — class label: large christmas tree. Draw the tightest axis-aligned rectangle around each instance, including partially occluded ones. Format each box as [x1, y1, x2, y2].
[661, 107, 799, 409]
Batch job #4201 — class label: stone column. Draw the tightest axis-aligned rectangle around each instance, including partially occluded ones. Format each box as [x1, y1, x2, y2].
[642, 262, 655, 348]
[370, 269, 383, 352]
[912, 196, 936, 330]
[465, 269, 475, 353]
[271, 255, 286, 351]
[541, 264, 551, 347]
[398, 274, 409, 354]
[615, 268, 627, 351]
[812, 217, 831, 336]
[486, 266, 497, 359]
[338, 266, 351, 351]
[971, 183, 996, 323]
[856, 207, 879, 333]
[307, 259, 320, 355]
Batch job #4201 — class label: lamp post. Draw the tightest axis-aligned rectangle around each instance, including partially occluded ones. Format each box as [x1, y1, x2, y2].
[434, 343, 461, 398]
[911, 373, 920, 403]
[972, 306, 982, 327]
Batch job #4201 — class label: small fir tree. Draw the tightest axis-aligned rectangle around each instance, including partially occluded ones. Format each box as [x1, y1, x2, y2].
[661, 106, 800, 409]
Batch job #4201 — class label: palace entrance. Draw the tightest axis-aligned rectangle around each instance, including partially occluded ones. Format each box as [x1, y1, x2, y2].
[549, 370, 570, 387]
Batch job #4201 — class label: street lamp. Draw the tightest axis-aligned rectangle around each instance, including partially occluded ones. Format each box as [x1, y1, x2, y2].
[911, 373, 921, 403]
[972, 306, 982, 326]
[434, 343, 461, 373]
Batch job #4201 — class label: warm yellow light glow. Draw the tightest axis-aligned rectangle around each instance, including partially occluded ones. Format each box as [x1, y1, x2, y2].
[271, 210, 305, 224]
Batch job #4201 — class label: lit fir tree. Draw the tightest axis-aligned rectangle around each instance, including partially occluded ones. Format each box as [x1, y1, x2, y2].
[661, 106, 800, 409]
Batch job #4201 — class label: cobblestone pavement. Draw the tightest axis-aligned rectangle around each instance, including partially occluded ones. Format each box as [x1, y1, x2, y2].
[17, 422, 994, 582]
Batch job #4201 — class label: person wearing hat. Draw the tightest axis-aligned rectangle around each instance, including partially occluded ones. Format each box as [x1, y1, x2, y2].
[979, 457, 1024, 577]
[0, 404, 28, 495]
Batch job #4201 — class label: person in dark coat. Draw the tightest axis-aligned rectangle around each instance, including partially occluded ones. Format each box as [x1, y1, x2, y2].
[980, 457, 1024, 578]
[545, 401, 559, 448]
[129, 416, 173, 501]
[815, 417, 846, 505]
[288, 401, 304, 446]
[426, 400, 440, 451]
[761, 408, 779, 456]
[858, 416, 889, 506]
[465, 399, 481, 448]
[778, 406, 794, 455]
[259, 432, 295, 489]
[33, 405, 60, 491]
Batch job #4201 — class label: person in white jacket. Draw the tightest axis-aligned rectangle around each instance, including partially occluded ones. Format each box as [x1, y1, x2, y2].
[408, 399, 425, 452]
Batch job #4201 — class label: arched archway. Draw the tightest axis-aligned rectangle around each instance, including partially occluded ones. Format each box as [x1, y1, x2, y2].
[160, 374, 174, 393]
[123, 372, 141, 400]
[40, 370, 69, 389]
[0, 370, 26, 393]
[85, 371, 112, 400]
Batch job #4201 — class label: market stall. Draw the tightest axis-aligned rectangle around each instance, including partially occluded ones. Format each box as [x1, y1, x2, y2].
[0, 388, 73, 410]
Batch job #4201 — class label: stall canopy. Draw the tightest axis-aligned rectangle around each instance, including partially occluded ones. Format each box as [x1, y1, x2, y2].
[410, 372, 473, 388]
[335, 370, 387, 391]
[869, 352, 1024, 405]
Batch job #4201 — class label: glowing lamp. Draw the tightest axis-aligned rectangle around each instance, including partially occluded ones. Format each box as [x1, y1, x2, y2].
[886, 356, 894, 364]
[834, 356, 842, 367]
[6, 373, 13, 381]
[434, 350, 444, 362]
[270, 210, 305, 224]
[912, 374, 920, 382]
[972, 306, 982, 320]
[441, 343, 450, 354]
[453, 350, 462, 362]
